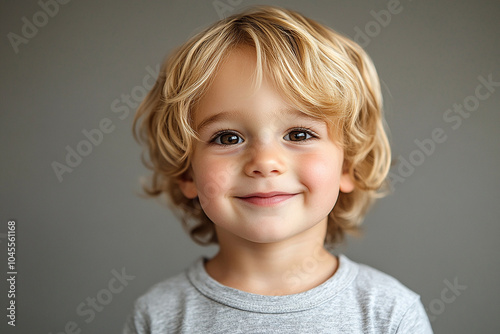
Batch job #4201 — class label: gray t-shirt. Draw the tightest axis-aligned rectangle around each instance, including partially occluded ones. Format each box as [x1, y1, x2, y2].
[123, 254, 433, 333]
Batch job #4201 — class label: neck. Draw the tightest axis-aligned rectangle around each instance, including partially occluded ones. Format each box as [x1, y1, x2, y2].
[205, 222, 338, 296]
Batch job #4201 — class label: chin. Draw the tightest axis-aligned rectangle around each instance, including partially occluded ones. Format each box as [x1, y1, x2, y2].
[238, 224, 305, 244]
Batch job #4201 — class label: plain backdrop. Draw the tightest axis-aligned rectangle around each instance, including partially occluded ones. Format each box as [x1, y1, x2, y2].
[1, 0, 499, 333]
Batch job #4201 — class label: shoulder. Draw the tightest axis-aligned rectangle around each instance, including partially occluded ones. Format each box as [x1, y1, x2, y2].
[352, 258, 419, 302]
[340, 255, 420, 305]
[134, 266, 196, 314]
[123, 260, 202, 334]
[338, 255, 433, 333]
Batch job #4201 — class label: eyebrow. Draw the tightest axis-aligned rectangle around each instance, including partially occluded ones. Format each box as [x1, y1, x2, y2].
[195, 107, 321, 132]
[196, 111, 234, 132]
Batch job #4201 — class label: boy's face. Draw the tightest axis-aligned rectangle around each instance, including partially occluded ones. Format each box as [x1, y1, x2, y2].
[179, 45, 354, 245]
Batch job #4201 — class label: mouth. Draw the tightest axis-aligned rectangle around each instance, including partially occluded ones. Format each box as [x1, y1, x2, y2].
[235, 192, 297, 206]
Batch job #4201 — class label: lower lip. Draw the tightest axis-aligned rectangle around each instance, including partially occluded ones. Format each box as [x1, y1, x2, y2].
[237, 194, 296, 207]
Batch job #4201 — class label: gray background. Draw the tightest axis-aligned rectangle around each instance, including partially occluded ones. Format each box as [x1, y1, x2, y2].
[1, 0, 499, 333]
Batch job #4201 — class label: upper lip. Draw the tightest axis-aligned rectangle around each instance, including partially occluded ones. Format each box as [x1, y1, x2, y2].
[237, 192, 295, 198]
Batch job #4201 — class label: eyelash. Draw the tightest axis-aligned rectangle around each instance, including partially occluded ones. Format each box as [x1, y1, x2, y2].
[208, 127, 319, 146]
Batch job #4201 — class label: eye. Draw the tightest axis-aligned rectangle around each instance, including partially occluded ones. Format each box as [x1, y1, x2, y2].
[284, 129, 316, 142]
[211, 131, 244, 145]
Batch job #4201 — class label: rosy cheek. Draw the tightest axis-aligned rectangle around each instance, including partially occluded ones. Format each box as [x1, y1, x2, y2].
[193, 156, 234, 203]
[298, 152, 342, 198]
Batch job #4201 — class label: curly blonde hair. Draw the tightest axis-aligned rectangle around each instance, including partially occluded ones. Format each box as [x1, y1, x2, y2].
[133, 5, 391, 246]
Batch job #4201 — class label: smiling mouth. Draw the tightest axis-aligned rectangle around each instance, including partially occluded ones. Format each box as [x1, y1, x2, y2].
[235, 192, 297, 206]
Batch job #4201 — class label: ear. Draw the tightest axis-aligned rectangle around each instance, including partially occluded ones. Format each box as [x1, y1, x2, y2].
[178, 169, 198, 199]
[339, 172, 355, 193]
[339, 161, 355, 193]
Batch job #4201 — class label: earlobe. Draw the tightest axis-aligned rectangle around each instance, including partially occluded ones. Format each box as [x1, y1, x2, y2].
[339, 172, 355, 193]
[178, 170, 198, 199]
[339, 160, 355, 193]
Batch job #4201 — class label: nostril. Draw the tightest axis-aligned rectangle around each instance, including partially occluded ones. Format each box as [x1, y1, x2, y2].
[250, 167, 281, 177]
[244, 145, 286, 177]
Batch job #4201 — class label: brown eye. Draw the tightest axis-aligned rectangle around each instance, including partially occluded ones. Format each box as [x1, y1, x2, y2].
[285, 130, 313, 141]
[213, 132, 243, 145]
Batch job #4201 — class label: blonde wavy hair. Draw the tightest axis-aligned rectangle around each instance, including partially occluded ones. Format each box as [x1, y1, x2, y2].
[133, 5, 391, 246]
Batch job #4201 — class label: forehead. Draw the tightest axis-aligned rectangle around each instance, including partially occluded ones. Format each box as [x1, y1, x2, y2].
[193, 47, 272, 118]
[192, 45, 329, 131]
[198, 46, 260, 106]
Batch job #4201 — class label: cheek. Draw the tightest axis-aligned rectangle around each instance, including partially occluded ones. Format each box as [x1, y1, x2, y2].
[192, 155, 235, 203]
[297, 151, 342, 201]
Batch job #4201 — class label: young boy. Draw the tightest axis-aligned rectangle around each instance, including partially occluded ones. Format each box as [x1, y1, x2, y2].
[124, 5, 433, 333]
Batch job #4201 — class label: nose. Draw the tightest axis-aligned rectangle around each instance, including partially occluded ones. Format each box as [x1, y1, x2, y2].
[243, 140, 287, 178]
